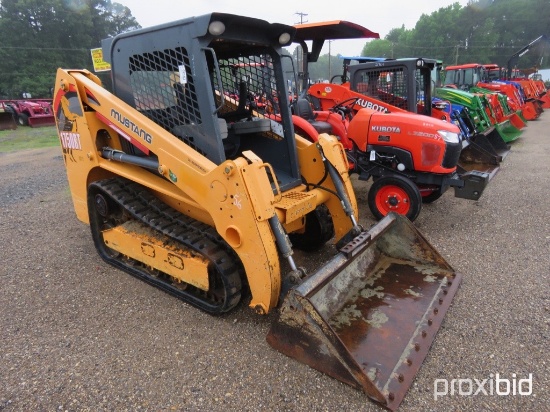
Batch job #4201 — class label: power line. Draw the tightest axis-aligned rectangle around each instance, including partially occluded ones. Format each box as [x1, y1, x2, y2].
[0, 46, 89, 51]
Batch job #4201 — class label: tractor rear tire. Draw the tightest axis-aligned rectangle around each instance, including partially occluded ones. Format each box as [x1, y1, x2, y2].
[289, 204, 334, 252]
[17, 113, 29, 126]
[368, 175, 422, 221]
[420, 185, 445, 204]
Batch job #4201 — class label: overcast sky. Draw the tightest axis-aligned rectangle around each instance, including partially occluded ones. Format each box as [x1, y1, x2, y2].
[117, 0, 471, 57]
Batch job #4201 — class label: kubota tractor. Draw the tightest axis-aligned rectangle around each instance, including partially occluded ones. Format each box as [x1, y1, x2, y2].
[291, 23, 489, 221]
[306, 57, 509, 173]
[53, 13, 464, 410]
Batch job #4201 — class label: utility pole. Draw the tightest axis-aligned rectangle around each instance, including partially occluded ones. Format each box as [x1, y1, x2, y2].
[455, 42, 462, 65]
[455, 40, 467, 65]
[328, 40, 332, 81]
[294, 12, 308, 92]
[294, 12, 308, 24]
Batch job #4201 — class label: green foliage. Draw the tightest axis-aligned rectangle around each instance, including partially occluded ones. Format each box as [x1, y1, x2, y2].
[0, 0, 140, 98]
[309, 53, 346, 82]
[361, 39, 395, 59]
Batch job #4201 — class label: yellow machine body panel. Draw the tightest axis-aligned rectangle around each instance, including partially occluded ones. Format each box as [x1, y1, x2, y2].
[102, 220, 211, 291]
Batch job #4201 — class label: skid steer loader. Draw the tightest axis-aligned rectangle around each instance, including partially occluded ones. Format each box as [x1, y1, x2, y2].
[53, 13, 462, 410]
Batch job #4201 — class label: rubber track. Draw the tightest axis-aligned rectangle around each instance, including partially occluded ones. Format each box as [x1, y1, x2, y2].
[90, 177, 243, 314]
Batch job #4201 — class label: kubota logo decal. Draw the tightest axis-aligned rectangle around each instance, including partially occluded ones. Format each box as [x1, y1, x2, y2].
[372, 126, 401, 133]
[356, 99, 390, 113]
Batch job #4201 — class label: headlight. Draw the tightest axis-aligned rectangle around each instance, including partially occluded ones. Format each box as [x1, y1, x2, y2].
[278, 32, 292, 45]
[437, 130, 460, 144]
[208, 21, 226, 36]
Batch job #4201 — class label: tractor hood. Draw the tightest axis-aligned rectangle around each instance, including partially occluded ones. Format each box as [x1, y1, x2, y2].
[348, 108, 461, 153]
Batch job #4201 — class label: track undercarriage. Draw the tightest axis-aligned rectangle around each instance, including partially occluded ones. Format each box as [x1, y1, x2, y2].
[88, 178, 244, 314]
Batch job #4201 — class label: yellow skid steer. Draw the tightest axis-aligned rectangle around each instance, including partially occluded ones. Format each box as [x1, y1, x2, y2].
[53, 13, 461, 410]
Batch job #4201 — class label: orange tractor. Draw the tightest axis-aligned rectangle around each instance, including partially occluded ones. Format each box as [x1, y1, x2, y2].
[480, 64, 541, 121]
[290, 21, 489, 221]
[507, 34, 550, 109]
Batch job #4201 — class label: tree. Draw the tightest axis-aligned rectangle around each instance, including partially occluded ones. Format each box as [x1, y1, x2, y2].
[361, 39, 394, 59]
[309, 53, 345, 82]
[0, 0, 140, 98]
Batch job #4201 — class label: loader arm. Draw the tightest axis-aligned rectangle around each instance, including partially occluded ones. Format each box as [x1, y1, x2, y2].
[55, 68, 284, 314]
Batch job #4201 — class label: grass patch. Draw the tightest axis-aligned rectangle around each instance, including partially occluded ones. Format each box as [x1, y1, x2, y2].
[0, 125, 59, 153]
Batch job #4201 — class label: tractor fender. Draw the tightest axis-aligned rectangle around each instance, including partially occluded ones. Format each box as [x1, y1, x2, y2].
[291, 114, 320, 142]
[313, 111, 348, 142]
[346, 108, 375, 151]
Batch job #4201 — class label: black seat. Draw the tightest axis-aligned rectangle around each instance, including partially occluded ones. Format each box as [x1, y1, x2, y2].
[220, 81, 252, 122]
[293, 99, 332, 134]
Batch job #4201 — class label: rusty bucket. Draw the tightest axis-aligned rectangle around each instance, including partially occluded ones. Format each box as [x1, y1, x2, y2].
[267, 213, 462, 410]
[0, 111, 17, 130]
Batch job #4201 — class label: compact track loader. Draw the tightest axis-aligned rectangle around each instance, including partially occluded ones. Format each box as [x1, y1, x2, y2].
[53, 13, 462, 410]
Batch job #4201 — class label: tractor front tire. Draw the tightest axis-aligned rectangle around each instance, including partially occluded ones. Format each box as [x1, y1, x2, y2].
[368, 175, 422, 221]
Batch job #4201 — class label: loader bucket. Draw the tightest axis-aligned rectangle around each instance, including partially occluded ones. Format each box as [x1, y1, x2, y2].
[28, 115, 55, 127]
[508, 111, 526, 130]
[494, 119, 522, 143]
[457, 127, 507, 181]
[267, 213, 462, 411]
[516, 110, 528, 125]
[471, 126, 510, 161]
[521, 102, 540, 120]
[0, 112, 17, 130]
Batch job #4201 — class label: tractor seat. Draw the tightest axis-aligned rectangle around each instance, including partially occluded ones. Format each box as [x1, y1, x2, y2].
[293, 99, 333, 135]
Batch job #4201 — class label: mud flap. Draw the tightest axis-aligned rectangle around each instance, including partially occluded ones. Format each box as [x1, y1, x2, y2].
[267, 214, 462, 411]
[0, 112, 17, 130]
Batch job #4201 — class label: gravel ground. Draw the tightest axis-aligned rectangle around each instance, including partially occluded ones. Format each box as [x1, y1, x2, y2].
[1, 113, 548, 412]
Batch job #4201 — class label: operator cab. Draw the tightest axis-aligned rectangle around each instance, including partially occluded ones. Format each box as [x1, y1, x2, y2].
[102, 13, 301, 192]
